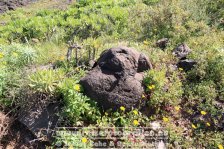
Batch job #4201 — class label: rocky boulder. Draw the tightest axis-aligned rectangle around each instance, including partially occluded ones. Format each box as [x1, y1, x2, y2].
[173, 43, 197, 71]
[172, 43, 192, 59]
[156, 38, 169, 50]
[177, 59, 197, 71]
[80, 47, 152, 110]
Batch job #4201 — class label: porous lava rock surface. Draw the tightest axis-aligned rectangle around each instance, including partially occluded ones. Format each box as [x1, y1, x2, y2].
[80, 47, 152, 110]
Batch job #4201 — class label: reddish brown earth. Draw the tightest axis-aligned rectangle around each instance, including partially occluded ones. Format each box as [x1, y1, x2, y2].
[0, 112, 47, 149]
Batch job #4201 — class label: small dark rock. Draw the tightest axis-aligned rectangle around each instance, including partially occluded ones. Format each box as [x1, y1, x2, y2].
[177, 59, 197, 71]
[80, 47, 152, 110]
[156, 38, 169, 50]
[138, 53, 153, 72]
[173, 43, 192, 59]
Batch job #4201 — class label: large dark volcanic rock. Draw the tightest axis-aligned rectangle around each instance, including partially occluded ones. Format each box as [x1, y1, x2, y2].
[80, 47, 152, 110]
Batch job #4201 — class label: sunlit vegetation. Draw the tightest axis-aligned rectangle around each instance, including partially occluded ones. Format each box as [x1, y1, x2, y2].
[0, 0, 223, 148]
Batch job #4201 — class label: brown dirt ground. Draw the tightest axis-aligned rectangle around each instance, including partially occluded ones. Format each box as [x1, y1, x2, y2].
[0, 112, 48, 149]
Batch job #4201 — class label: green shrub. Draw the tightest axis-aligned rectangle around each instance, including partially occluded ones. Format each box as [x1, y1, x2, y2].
[143, 67, 183, 113]
[0, 44, 36, 68]
[143, 0, 210, 44]
[0, 44, 36, 107]
[97, 108, 149, 127]
[206, 0, 224, 29]
[0, 68, 7, 98]
[28, 69, 65, 94]
[58, 78, 101, 125]
[182, 51, 224, 131]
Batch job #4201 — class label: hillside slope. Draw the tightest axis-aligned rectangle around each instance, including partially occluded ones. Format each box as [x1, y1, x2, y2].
[0, 0, 223, 148]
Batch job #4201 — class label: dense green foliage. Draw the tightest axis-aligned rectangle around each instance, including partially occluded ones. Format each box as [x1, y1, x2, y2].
[0, 0, 223, 148]
[0, 0, 223, 44]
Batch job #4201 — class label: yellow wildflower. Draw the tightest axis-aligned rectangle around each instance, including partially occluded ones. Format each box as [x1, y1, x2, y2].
[0, 53, 4, 58]
[133, 120, 139, 126]
[148, 86, 153, 90]
[142, 94, 146, 99]
[206, 122, 211, 127]
[143, 40, 149, 45]
[148, 84, 155, 90]
[74, 84, 81, 92]
[82, 137, 88, 143]
[120, 106, 125, 111]
[163, 117, 169, 122]
[201, 111, 207, 115]
[191, 124, 197, 129]
[218, 144, 223, 149]
[133, 110, 138, 115]
[174, 106, 180, 111]
[179, 68, 183, 71]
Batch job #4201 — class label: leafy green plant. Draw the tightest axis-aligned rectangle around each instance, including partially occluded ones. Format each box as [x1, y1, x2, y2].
[58, 78, 101, 125]
[0, 44, 36, 68]
[97, 108, 149, 127]
[0, 44, 34, 107]
[28, 69, 65, 94]
[143, 67, 183, 113]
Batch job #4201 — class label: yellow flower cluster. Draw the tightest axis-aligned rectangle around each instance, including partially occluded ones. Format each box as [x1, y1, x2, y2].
[82, 137, 88, 143]
[178, 68, 183, 71]
[120, 106, 125, 111]
[133, 110, 138, 115]
[191, 124, 197, 129]
[133, 120, 139, 126]
[74, 84, 81, 92]
[200, 111, 207, 115]
[148, 84, 155, 90]
[218, 144, 223, 149]
[163, 117, 169, 122]
[206, 122, 211, 127]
